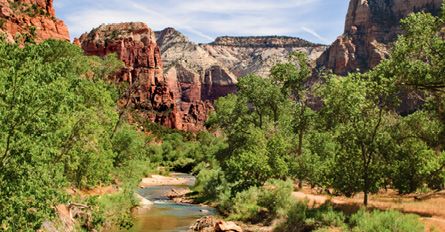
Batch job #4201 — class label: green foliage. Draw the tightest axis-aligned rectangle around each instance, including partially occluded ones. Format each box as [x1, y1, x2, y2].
[193, 167, 228, 201]
[0, 40, 125, 230]
[292, 131, 337, 188]
[112, 124, 148, 167]
[317, 74, 395, 203]
[223, 179, 293, 223]
[350, 209, 424, 232]
[275, 202, 346, 232]
[148, 130, 226, 173]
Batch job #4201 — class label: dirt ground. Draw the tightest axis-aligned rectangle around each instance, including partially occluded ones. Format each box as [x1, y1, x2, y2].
[293, 187, 445, 232]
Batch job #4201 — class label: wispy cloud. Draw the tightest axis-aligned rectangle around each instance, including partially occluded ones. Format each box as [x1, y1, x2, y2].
[55, 0, 349, 44]
[301, 26, 329, 44]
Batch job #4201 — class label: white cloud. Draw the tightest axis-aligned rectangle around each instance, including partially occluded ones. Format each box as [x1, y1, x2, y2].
[301, 26, 329, 44]
[173, 0, 319, 13]
[56, 0, 342, 44]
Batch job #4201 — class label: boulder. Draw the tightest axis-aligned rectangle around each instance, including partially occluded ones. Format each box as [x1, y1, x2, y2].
[189, 216, 243, 232]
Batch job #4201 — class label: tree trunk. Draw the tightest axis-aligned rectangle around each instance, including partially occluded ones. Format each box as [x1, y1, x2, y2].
[297, 130, 303, 156]
[363, 168, 369, 206]
[364, 189, 369, 206]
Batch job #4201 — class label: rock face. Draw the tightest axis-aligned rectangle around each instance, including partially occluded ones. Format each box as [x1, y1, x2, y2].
[203, 36, 326, 78]
[0, 0, 69, 43]
[318, 0, 443, 75]
[79, 23, 212, 131]
[157, 28, 326, 79]
[156, 27, 238, 104]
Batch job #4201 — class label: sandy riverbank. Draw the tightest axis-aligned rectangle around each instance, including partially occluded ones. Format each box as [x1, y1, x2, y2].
[139, 173, 194, 188]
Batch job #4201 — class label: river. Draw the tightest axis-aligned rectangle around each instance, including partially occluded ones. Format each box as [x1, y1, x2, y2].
[130, 173, 216, 232]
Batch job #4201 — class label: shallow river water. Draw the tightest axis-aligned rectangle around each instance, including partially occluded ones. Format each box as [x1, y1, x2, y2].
[130, 173, 216, 232]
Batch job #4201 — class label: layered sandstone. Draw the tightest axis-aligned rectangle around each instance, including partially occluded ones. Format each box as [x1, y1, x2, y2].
[0, 0, 69, 43]
[79, 23, 212, 131]
[203, 36, 326, 77]
[318, 0, 443, 75]
[156, 28, 326, 88]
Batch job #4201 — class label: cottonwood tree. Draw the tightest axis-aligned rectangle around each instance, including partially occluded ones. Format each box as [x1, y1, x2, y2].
[318, 74, 395, 205]
[270, 52, 313, 156]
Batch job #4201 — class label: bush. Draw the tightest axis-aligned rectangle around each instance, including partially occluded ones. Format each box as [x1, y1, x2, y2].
[112, 124, 148, 167]
[194, 167, 228, 201]
[276, 201, 346, 232]
[227, 186, 263, 222]
[350, 209, 424, 232]
[224, 179, 293, 223]
[258, 179, 294, 219]
[275, 201, 308, 232]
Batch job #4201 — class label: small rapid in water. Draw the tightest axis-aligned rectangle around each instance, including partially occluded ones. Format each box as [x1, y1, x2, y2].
[130, 173, 217, 232]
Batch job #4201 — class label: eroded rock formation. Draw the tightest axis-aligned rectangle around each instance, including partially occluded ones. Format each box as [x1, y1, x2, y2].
[157, 28, 326, 79]
[318, 0, 443, 75]
[79, 23, 213, 131]
[0, 0, 69, 43]
[153, 28, 326, 131]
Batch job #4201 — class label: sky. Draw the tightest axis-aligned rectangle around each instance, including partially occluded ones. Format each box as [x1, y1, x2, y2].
[54, 0, 350, 45]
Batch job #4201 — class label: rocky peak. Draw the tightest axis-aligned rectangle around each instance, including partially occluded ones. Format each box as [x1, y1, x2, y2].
[80, 23, 216, 132]
[210, 36, 320, 48]
[318, 0, 442, 75]
[80, 22, 161, 69]
[155, 27, 189, 48]
[0, 0, 69, 43]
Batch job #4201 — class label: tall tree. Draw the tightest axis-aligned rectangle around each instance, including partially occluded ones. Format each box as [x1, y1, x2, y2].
[318, 74, 395, 205]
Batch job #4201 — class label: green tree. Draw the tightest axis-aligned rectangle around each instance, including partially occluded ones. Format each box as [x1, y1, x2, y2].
[0, 40, 123, 230]
[318, 74, 395, 205]
[372, 9, 445, 190]
[271, 52, 313, 156]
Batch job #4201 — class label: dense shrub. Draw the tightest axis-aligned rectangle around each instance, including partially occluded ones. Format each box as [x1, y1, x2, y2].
[224, 179, 293, 223]
[350, 209, 424, 232]
[276, 201, 346, 232]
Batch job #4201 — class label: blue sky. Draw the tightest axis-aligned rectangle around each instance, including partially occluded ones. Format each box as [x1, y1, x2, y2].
[54, 0, 350, 45]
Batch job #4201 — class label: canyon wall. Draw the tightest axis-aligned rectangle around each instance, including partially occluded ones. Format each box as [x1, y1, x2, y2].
[0, 0, 69, 43]
[318, 0, 443, 75]
[79, 23, 212, 131]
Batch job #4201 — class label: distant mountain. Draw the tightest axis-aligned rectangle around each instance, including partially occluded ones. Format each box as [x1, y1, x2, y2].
[317, 0, 443, 75]
[156, 28, 327, 78]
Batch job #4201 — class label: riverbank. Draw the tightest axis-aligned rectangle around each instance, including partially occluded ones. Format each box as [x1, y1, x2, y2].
[139, 173, 195, 188]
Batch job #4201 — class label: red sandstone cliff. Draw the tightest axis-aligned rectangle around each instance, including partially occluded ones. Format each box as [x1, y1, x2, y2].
[79, 23, 212, 131]
[318, 0, 443, 75]
[0, 0, 69, 43]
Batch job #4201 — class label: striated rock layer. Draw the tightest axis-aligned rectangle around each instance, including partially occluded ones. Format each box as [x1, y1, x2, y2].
[0, 0, 69, 43]
[79, 23, 212, 131]
[157, 28, 326, 79]
[318, 0, 443, 75]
